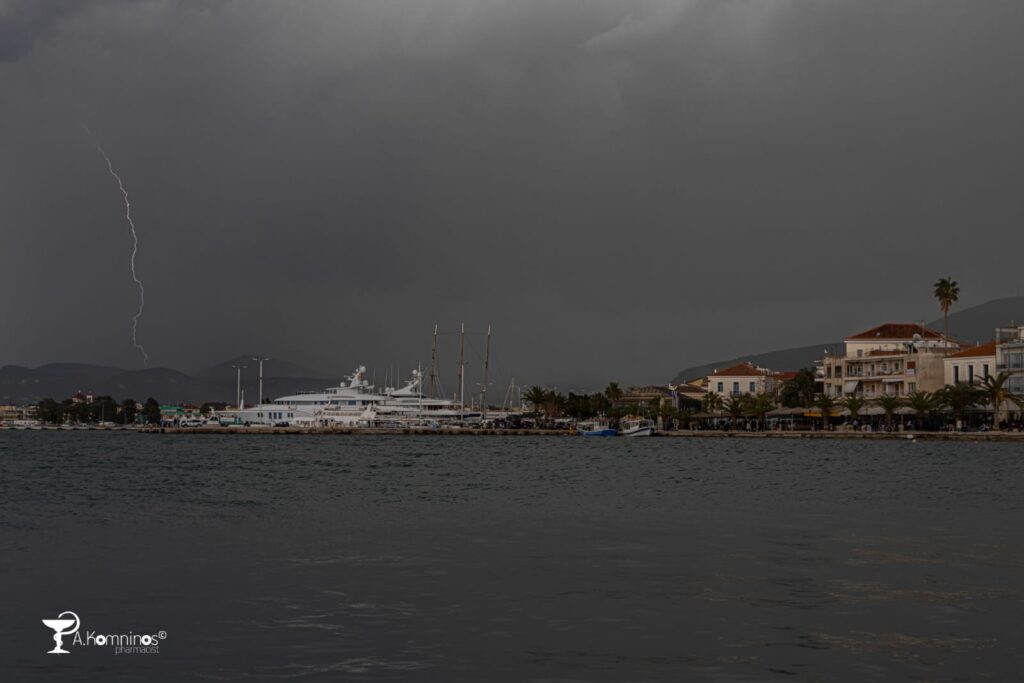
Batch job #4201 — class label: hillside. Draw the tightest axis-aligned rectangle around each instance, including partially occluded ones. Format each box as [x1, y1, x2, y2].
[0, 357, 335, 405]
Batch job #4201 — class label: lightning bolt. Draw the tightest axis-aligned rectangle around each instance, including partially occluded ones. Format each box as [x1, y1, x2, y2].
[82, 124, 149, 365]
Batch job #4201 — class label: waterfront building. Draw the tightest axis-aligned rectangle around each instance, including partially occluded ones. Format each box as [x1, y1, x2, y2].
[944, 341, 996, 386]
[996, 326, 1024, 395]
[670, 383, 707, 410]
[820, 323, 959, 399]
[619, 385, 674, 409]
[706, 362, 786, 399]
[0, 405, 22, 422]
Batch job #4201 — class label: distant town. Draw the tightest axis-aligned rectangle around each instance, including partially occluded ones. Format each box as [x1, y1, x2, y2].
[3, 279, 1024, 435]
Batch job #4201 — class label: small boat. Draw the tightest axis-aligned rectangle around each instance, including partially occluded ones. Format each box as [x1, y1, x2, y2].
[577, 420, 618, 436]
[619, 417, 655, 437]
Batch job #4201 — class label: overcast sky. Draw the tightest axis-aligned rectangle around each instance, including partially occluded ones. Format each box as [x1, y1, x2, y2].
[2, 0, 1023, 390]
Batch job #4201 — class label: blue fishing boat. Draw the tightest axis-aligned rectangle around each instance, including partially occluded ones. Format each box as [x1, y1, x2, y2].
[577, 420, 619, 436]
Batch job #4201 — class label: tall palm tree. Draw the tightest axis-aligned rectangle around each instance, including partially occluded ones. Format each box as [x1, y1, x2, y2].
[524, 386, 549, 417]
[604, 382, 623, 402]
[937, 382, 983, 428]
[906, 390, 937, 430]
[933, 277, 960, 355]
[545, 391, 567, 419]
[840, 395, 866, 423]
[874, 394, 904, 431]
[702, 392, 723, 414]
[978, 371, 1015, 430]
[749, 393, 775, 430]
[814, 393, 838, 429]
[723, 395, 748, 430]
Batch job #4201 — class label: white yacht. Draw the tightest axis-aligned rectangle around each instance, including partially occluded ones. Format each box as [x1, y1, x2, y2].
[223, 366, 476, 427]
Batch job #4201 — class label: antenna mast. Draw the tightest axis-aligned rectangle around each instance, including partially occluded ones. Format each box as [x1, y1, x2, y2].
[429, 324, 439, 398]
[457, 322, 465, 419]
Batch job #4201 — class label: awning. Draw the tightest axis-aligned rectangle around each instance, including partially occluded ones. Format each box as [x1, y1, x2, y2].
[843, 380, 860, 393]
[766, 407, 807, 417]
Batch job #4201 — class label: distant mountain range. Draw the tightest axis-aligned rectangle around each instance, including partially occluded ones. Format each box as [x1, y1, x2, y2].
[4, 297, 1022, 404]
[672, 296, 1024, 383]
[0, 357, 335, 405]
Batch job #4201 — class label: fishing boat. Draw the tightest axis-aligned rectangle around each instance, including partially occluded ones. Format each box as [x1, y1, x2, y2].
[576, 419, 618, 436]
[619, 417, 655, 437]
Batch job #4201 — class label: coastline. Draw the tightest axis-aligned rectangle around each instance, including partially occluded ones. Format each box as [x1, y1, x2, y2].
[152, 427, 1024, 440]
[6, 425, 1021, 441]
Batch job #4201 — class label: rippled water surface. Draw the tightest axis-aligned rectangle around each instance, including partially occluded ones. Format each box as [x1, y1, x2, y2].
[1, 433, 1022, 681]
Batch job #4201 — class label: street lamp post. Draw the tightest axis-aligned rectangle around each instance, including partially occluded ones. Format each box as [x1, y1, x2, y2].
[252, 356, 271, 405]
[232, 365, 246, 409]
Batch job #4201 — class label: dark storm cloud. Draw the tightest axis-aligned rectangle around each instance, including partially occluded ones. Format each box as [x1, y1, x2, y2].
[0, 0, 89, 61]
[2, 0, 1024, 390]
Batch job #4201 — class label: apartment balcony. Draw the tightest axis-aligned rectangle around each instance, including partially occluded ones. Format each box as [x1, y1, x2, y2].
[842, 369, 908, 380]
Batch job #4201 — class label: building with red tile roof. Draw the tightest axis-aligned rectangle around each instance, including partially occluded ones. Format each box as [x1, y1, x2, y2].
[944, 341, 997, 386]
[707, 362, 790, 399]
[821, 322, 962, 400]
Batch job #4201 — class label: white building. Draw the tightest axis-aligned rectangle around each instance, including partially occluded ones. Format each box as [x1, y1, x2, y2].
[944, 341, 996, 386]
[707, 363, 787, 398]
[820, 323, 959, 399]
[996, 326, 1024, 395]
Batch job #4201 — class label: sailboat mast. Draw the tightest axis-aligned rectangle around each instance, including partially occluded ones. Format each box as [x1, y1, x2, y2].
[457, 322, 465, 418]
[481, 324, 491, 421]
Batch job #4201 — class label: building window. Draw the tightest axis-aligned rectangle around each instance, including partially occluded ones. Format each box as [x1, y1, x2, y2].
[835, 366, 842, 378]
[717, 382, 724, 393]
[748, 381, 756, 393]
[732, 381, 739, 395]
[954, 366, 960, 383]
[909, 382, 916, 393]
[968, 365, 974, 384]
[983, 364, 990, 379]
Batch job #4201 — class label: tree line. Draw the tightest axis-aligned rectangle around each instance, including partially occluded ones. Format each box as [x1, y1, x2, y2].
[35, 396, 161, 425]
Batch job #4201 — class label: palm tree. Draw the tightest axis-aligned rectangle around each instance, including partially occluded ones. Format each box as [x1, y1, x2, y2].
[874, 394, 904, 431]
[702, 392, 723, 414]
[544, 391, 566, 419]
[659, 403, 679, 430]
[590, 392, 609, 416]
[937, 382, 983, 428]
[840, 395, 866, 424]
[933, 277, 960, 355]
[524, 386, 549, 417]
[723, 395, 748, 430]
[814, 393, 838, 429]
[978, 371, 1015, 430]
[604, 382, 623, 402]
[906, 390, 937, 430]
[749, 393, 775, 430]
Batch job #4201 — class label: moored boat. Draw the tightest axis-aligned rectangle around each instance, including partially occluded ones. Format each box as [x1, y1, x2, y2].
[619, 417, 655, 437]
[577, 420, 618, 436]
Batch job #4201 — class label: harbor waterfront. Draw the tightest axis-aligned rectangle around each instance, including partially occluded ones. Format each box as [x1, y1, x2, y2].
[7, 424, 1024, 441]
[9, 3, 1024, 681]
[2, 432, 1022, 681]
